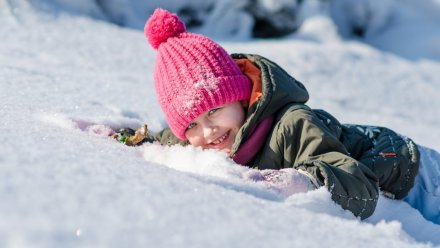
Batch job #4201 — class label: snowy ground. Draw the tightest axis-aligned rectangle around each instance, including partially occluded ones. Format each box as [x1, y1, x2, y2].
[1, 0, 440, 247]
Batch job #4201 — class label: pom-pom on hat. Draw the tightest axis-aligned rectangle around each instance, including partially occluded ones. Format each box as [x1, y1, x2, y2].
[144, 8, 251, 140]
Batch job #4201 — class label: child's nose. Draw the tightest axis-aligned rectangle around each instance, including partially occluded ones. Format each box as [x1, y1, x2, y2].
[203, 121, 217, 137]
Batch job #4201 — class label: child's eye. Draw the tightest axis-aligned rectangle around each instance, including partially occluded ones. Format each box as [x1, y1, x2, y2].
[187, 123, 197, 130]
[208, 108, 220, 116]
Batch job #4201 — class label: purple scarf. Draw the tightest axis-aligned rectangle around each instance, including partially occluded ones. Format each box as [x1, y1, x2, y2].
[232, 115, 274, 165]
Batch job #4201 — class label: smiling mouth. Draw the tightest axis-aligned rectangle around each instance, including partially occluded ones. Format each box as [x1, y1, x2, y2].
[210, 131, 230, 146]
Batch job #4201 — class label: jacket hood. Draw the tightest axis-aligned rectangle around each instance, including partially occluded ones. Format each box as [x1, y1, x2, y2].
[230, 53, 309, 155]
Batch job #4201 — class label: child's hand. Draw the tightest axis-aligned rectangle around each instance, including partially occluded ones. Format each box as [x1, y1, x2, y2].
[243, 168, 315, 196]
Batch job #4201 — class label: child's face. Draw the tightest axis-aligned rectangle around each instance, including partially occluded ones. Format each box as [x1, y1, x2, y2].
[185, 101, 245, 154]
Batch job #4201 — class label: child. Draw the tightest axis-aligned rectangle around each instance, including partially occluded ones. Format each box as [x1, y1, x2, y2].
[120, 8, 440, 223]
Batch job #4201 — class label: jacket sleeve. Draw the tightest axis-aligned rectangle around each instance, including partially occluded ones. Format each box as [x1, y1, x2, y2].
[142, 128, 189, 146]
[276, 108, 379, 219]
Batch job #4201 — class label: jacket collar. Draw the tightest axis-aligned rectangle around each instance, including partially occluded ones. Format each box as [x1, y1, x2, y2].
[229, 54, 309, 158]
[230, 57, 275, 164]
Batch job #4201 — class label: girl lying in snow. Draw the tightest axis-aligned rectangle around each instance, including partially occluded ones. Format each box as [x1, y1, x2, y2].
[113, 8, 440, 224]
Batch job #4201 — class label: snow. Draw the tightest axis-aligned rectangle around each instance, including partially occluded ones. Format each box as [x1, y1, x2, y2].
[1, 0, 440, 247]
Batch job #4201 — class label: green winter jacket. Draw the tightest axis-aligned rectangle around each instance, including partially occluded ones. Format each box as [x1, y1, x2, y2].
[146, 54, 420, 219]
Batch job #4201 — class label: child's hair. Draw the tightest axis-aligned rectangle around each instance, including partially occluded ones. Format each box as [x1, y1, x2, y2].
[144, 8, 251, 140]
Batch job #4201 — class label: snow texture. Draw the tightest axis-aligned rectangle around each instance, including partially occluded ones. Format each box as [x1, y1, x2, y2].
[1, 0, 440, 247]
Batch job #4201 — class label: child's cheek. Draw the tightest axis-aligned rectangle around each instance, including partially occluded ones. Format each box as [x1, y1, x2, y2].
[186, 133, 204, 148]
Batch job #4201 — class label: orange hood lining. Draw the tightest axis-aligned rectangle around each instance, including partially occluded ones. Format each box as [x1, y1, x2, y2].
[234, 58, 262, 109]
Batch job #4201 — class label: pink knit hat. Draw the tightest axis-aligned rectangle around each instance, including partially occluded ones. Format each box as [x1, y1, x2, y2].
[144, 8, 251, 140]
